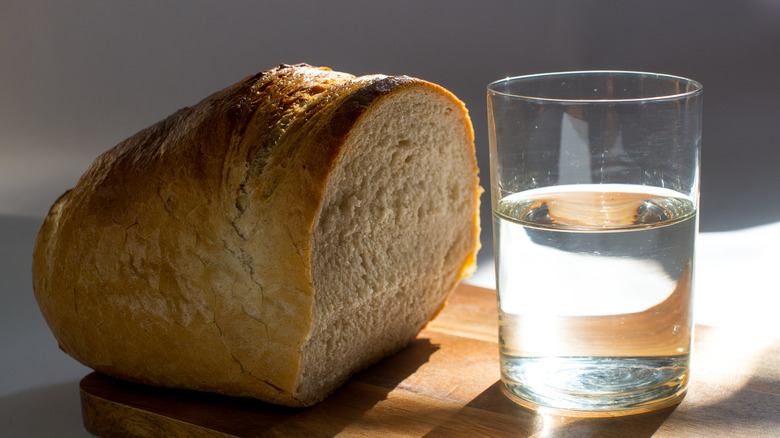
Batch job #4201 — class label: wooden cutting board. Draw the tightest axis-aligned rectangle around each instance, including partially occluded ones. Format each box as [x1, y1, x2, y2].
[80, 284, 780, 437]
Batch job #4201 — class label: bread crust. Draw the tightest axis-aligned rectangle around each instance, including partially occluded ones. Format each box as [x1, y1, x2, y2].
[32, 64, 479, 406]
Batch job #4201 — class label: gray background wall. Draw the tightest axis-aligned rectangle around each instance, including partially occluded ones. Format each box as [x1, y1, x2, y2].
[2, 0, 779, 254]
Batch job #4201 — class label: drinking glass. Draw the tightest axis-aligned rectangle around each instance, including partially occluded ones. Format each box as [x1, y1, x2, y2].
[487, 71, 702, 415]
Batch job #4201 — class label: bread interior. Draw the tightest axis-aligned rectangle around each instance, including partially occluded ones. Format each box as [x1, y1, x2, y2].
[300, 85, 477, 401]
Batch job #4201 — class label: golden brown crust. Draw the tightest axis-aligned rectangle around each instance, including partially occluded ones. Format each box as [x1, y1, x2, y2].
[32, 64, 479, 407]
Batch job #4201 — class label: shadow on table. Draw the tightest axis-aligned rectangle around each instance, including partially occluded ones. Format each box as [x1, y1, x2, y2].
[661, 341, 780, 436]
[79, 337, 441, 437]
[665, 381, 780, 436]
[420, 337, 780, 437]
[420, 381, 678, 438]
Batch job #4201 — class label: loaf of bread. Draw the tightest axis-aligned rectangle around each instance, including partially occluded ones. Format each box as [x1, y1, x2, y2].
[32, 63, 480, 407]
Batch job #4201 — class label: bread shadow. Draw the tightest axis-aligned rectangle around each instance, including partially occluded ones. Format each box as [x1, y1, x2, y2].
[79, 337, 440, 437]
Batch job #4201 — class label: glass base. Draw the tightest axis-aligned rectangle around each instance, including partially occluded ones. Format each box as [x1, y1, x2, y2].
[500, 356, 689, 417]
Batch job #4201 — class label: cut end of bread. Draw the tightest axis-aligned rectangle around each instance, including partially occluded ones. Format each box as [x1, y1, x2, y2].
[298, 80, 480, 403]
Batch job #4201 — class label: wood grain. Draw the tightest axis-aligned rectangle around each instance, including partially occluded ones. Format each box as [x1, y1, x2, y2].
[81, 284, 780, 437]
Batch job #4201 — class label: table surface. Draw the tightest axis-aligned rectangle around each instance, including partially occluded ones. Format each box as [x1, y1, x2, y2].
[2, 215, 779, 437]
[77, 283, 779, 437]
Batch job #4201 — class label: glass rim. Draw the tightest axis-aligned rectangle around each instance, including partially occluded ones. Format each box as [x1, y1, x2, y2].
[487, 70, 703, 103]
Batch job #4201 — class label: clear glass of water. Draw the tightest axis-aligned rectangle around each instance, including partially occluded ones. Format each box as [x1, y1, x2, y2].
[487, 71, 702, 415]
